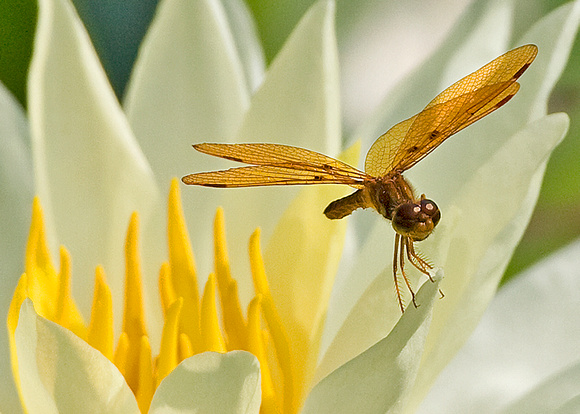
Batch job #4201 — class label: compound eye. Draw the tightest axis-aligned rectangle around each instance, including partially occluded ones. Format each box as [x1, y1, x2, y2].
[392, 203, 421, 234]
[420, 198, 441, 225]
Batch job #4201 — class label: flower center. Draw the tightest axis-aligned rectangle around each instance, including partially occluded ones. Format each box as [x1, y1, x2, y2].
[8, 178, 297, 413]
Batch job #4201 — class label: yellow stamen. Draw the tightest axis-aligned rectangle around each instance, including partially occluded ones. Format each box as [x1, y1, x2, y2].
[247, 295, 278, 413]
[156, 297, 183, 384]
[24, 198, 58, 318]
[87, 266, 114, 361]
[178, 333, 194, 360]
[136, 336, 154, 413]
[9, 179, 307, 413]
[201, 273, 227, 352]
[114, 332, 130, 377]
[158, 262, 175, 317]
[25, 197, 56, 280]
[250, 228, 295, 413]
[214, 208, 247, 349]
[167, 179, 201, 353]
[54, 247, 70, 323]
[123, 212, 148, 393]
[55, 246, 86, 338]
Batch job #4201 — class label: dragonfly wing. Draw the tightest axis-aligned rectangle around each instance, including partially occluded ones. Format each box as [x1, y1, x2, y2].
[182, 165, 367, 188]
[389, 81, 520, 171]
[364, 44, 537, 177]
[423, 44, 536, 110]
[364, 117, 416, 177]
[194, 143, 363, 175]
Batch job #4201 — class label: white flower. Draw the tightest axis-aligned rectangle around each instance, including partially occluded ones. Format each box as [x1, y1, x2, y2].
[1, 0, 579, 412]
[419, 237, 580, 413]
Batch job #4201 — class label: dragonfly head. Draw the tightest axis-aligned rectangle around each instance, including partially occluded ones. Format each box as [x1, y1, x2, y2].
[392, 196, 440, 241]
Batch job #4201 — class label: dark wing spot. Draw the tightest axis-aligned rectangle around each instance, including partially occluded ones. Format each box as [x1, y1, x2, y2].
[512, 63, 531, 80]
[494, 94, 515, 109]
[408, 145, 419, 153]
[313, 175, 323, 181]
[224, 156, 244, 163]
[429, 130, 441, 140]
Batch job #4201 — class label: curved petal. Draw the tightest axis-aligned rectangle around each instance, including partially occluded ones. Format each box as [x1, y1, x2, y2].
[501, 361, 580, 414]
[419, 238, 580, 414]
[14, 299, 139, 413]
[321, 2, 580, 403]
[28, 0, 159, 313]
[220, 0, 266, 93]
[409, 2, 580, 408]
[124, 0, 263, 290]
[0, 82, 32, 414]
[149, 351, 261, 414]
[302, 273, 441, 413]
[235, 0, 340, 154]
[319, 112, 568, 413]
[263, 143, 359, 400]
[322, 0, 521, 355]
[0, 83, 32, 271]
[352, 0, 516, 167]
[218, 0, 342, 295]
[124, 0, 253, 183]
[314, 265, 423, 385]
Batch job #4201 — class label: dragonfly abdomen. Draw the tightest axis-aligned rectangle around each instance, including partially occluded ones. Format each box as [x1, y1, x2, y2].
[323, 188, 373, 219]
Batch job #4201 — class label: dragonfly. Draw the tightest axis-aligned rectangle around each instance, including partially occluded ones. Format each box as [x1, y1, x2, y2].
[182, 44, 538, 312]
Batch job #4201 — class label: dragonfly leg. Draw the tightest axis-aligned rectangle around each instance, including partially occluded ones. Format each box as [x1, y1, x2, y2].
[406, 240, 444, 298]
[406, 240, 434, 281]
[393, 234, 405, 313]
[399, 236, 418, 309]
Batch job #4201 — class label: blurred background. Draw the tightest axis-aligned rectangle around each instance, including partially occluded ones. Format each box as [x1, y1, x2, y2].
[1, 0, 578, 284]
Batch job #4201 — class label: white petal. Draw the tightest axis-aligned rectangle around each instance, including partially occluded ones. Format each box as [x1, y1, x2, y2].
[502, 361, 580, 414]
[28, 0, 159, 313]
[149, 351, 261, 414]
[0, 83, 32, 256]
[0, 82, 32, 414]
[321, 3, 580, 407]
[303, 273, 441, 413]
[235, 0, 340, 153]
[123, 0, 258, 338]
[402, 113, 565, 413]
[419, 238, 580, 414]
[219, 0, 266, 92]
[125, 0, 253, 181]
[408, 2, 580, 408]
[124, 0, 265, 298]
[14, 299, 139, 414]
[351, 0, 516, 164]
[217, 0, 341, 299]
[323, 0, 520, 353]
[264, 144, 359, 392]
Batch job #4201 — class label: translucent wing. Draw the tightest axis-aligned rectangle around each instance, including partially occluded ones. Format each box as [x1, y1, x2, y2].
[365, 44, 537, 177]
[182, 165, 367, 187]
[182, 143, 369, 188]
[366, 81, 519, 175]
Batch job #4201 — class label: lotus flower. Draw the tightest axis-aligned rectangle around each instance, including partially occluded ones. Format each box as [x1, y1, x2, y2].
[1, 0, 579, 412]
